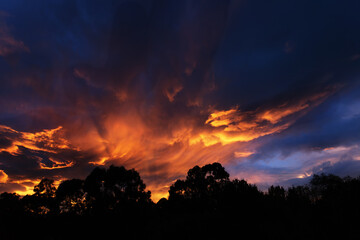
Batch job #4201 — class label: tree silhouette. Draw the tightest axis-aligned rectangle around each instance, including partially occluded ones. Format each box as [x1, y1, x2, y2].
[222, 179, 262, 205]
[268, 185, 286, 200]
[33, 178, 56, 198]
[310, 173, 344, 201]
[287, 185, 311, 205]
[169, 162, 229, 202]
[1, 163, 360, 239]
[84, 165, 151, 214]
[0, 192, 21, 217]
[56, 179, 87, 215]
[22, 178, 57, 215]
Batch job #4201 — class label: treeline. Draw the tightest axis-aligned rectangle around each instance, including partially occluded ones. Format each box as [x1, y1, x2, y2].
[1, 163, 360, 239]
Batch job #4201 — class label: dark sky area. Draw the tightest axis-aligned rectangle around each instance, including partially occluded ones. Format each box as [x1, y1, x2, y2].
[0, 0, 359, 201]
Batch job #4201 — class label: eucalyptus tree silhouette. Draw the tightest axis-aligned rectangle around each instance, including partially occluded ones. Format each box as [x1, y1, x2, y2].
[1, 163, 360, 240]
[84, 165, 151, 214]
[221, 178, 262, 207]
[56, 179, 86, 215]
[33, 178, 56, 198]
[22, 178, 57, 215]
[268, 185, 286, 200]
[0, 192, 21, 217]
[165, 163, 264, 240]
[169, 162, 229, 202]
[310, 173, 344, 201]
[287, 185, 311, 206]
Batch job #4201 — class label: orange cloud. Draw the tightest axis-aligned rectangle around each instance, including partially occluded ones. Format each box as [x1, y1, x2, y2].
[9, 178, 64, 196]
[199, 89, 334, 147]
[58, 89, 334, 202]
[0, 125, 72, 156]
[234, 151, 254, 158]
[0, 87, 336, 202]
[39, 157, 75, 170]
[164, 83, 183, 102]
[0, 170, 8, 183]
[0, 125, 77, 194]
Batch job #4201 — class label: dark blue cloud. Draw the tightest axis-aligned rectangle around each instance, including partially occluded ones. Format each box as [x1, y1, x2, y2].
[212, 0, 360, 108]
[250, 82, 360, 160]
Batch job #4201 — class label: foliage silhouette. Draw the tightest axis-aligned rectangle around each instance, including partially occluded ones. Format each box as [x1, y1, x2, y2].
[0, 163, 360, 239]
[169, 162, 229, 202]
[84, 165, 151, 215]
[56, 179, 87, 215]
[33, 178, 56, 198]
[0, 192, 21, 217]
[21, 178, 57, 215]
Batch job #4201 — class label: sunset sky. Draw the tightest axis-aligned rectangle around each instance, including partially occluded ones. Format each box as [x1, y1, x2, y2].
[0, 0, 360, 202]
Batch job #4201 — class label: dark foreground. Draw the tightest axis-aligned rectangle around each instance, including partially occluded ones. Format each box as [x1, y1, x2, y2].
[1, 163, 360, 240]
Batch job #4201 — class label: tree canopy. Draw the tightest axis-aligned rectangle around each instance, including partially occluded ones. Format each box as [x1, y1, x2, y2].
[1, 163, 360, 239]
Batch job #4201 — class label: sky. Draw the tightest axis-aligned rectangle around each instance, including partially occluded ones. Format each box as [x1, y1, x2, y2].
[0, 0, 360, 202]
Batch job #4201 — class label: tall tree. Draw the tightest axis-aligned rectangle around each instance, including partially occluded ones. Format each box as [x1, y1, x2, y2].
[56, 179, 87, 215]
[84, 165, 151, 213]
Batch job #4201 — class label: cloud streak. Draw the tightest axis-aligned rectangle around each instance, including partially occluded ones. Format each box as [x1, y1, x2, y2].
[0, 0, 359, 201]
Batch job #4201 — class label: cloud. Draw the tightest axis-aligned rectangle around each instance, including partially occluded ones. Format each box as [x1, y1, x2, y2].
[0, 170, 8, 183]
[195, 87, 335, 146]
[247, 83, 360, 164]
[0, 0, 359, 202]
[0, 14, 29, 56]
[229, 144, 360, 190]
[0, 125, 71, 155]
[0, 125, 89, 194]
[0, 182, 27, 193]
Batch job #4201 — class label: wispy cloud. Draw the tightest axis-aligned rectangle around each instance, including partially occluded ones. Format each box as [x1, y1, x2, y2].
[0, 14, 29, 56]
